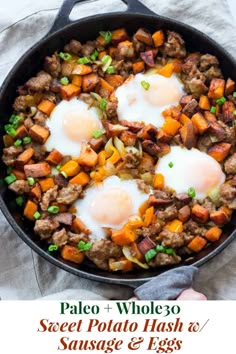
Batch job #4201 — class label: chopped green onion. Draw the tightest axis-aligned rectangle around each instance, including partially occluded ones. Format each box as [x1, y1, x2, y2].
[216, 96, 226, 105]
[9, 114, 16, 123]
[233, 92, 236, 97]
[33, 211, 41, 220]
[210, 106, 216, 113]
[99, 30, 112, 44]
[27, 177, 35, 186]
[165, 248, 175, 255]
[141, 80, 150, 91]
[60, 77, 69, 85]
[7, 166, 12, 174]
[14, 139, 22, 146]
[48, 244, 58, 252]
[101, 55, 112, 72]
[47, 205, 60, 214]
[90, 50, 99, 61]
[78, 240, 92, 251]
[23, 136, 32, 144]
[234, 120, 236, 126]
[60, 171, 68, 178]
[168, 161, 174, 168]
[59, 52, 72, 61]
[92, 129, 105, 138]
[78, 57, 90, 64]
[56, 164, 61, 170]
[9, 114, 23, 127]
[156, 244, 166, 253]
[99, 98, 107, 111]
[4, 173, 16, 185]
[4, 124, 16, 137]
[145, 249, 157, 262]
[15, 196, 25, 207]
[233, 110, 236, 115]
[107, 66, 115, 74]
[188, 187, 196, 198]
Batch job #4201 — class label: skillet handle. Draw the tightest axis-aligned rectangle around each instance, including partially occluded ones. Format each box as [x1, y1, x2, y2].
[49, 0, 155, 34]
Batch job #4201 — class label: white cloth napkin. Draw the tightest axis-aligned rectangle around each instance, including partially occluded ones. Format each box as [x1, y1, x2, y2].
[0, 0, 236, 300]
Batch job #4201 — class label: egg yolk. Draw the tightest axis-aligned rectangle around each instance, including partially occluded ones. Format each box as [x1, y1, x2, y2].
[89, 188, 133, 226]
[143, 79, 182, 107]
[63, 110, 100, 142]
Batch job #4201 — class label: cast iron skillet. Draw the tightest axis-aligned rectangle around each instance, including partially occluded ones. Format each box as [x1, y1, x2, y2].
[0, 0, 236, 286]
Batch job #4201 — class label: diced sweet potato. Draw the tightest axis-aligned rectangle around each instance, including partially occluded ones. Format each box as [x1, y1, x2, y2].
[152, 30, 165, 47]
[162, 117, 181, 136]
[140, 50, 155, 67]
[72, 217, 90, 235]
[157, 62, 176, 78]
[162, 106, 181, 120]
[204, 111, 217, 122]
[71, 75, 82, 87]
[166, 219, 183, 233]
[60, 160, 80, 177]
[178, 205, 191, 223]
[96, 35, 107, 47]
[205, 226, 222, 242]
[192, 204, 209, 223]
[69, 172, 90, 186]
[222, 101, 235, 115]
[24, 162, 51, 178]
[15, 125, 28, 139]
[143, 206, 155, 227]
[78, 142, 98, 167]
[11, 169, 26, 180]
[111, 28, 128, 45]
[15, 147, 34, 167]
[208, 78, 225, 99]
[37, 100, 55, 116]
[132, 61, 145, 74]
[157, 129, 172, 143]
[23, 200, 38, 221]
[153, 173, 165, 189]
[179, 113, 191, 125]
[39, 177, 55, 192]
[117, 40, 135, 58]
[3, 135, 14, 147]
[98, 78, 114, 98]
[29, 124, 50, 144]
[188, 235, 207, 252]
[191, 112, 209, 134]
[134, 28, 153, 45]
[111, 225, 136, 246]
[105, 74, 124, 88]
[210, 210, 229, 225]
[72, 64, 92, 75]
[179, 122, 196, 149]
[225, 78, 235, 96]
[30, 183, 41, 201]
[108, 47, 117, 57]
[108, 257, 133, 272]
[82, 73, 99, 92]
[120, 130, 137, 146]
[208, 142, 231, 162]
[199, 95, 211, 110]
[61, 245, 85, 264]
[46, 149, 63, 165]
[60, 84, 81, 100]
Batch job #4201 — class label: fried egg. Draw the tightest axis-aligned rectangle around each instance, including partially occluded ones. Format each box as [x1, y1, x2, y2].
[74, 175, 151, 240]
[45, 98, 103, 156]
[115, 72, 185, 128]
[155, 146, 225, 199]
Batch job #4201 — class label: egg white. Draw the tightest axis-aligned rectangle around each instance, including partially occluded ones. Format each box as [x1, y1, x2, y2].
[155, 146, 225, 199]
[74, 175, 151, 240]
[115, 72, 185, 128]
[45, 98, 103, 156]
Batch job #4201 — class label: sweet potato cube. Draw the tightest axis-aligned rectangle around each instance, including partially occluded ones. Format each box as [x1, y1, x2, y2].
[78, 142, 98, 167]
[192, 204, 209, 223]
[39, 177, 55, 192]
[117, 40, 135, 58]
[105, 74, 124, 88]
[199, 95, 211, 110]
[72, 64, 92, 76]
[153, 173, 165, 189]
[180, 113, 191, 125]
[15, 147, 34, 167]
[208, 142, 231, 162]
[37, 100, 55, 116]
[60, 160, 80, 177]
[11, 169, 26, 180]
[72, 217, 91, 235]
[188, 235, 207, 252]
[60, 84, 81, 100]
[225, 78, 235, 95]
[140, 50, 155, 67]
[69, 172, 90, 186]
[111, 28, 128, 45]
[111, 225, 136, 246]
[15, 125, 28, 139]
[157, 129, 172, 143]
[71, 75, 82, 87]
[179, 122, 196, 149]
[191, 112, 209, 134]
[61, 245, 85, 264]
[3, 135, 14, 147]
[24, 162, 51, 178]
[30, 183, 41, 201]
[205, 226, 222, 242]
[204, 111, 217, 122]
[210, 210, 229, 225]
[46, 149, 63, 165]
[152, 30, 165, 47]
[82, 73, 99, 92]
[162, 117, 181, 136]
[166, 219, 184, 233]
[23, 200, 38, 221]
[208, 78, 225, 99]
[178, 205, 191, 223]
[158, 62, 175, 78]
[98, 78, 114, 98]
[29, 124, 50, 144]
[134, 28, 153, 45]
[132, 61, 145, 74]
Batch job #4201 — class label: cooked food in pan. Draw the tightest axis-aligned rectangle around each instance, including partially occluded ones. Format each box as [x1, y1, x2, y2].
[2, 27, 236, 272]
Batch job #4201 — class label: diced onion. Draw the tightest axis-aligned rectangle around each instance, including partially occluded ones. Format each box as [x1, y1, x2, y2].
[114, 136, 126, 158]
[122, 246, 149, 269]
